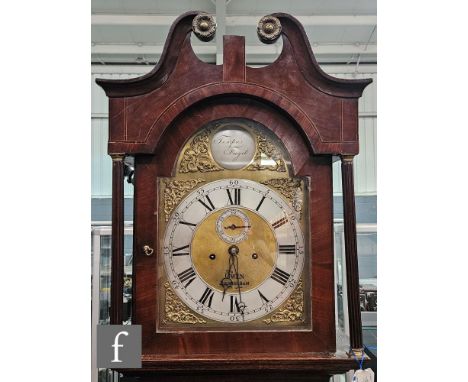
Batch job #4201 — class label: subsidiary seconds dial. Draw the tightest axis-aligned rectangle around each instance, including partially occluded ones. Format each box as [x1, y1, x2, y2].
[163, 179, 305, 323]
[216, 209, 251, 244]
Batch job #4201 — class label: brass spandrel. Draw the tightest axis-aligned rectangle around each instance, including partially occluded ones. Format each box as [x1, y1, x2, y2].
[246, 134, 286, 172]
[263, 279, 304, 324]
[163, 282, 206, 325]
[163, 178, 205, 221]
[179, 129, 223, 173]
[261, 178, 303, 216]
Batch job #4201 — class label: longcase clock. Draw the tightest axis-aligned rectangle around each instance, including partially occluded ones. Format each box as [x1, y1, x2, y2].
[97, 11, 372, 381]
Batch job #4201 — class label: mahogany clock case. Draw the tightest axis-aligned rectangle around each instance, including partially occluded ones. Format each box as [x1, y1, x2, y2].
[96, 10, 372, 377]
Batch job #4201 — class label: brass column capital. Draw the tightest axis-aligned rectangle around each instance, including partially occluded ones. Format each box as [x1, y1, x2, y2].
[110, 154, 125, 162]
[347, 347, 365, 359]
[341, 155, 355, 163]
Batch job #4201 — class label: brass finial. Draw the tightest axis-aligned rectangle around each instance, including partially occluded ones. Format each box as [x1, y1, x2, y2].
[257, 15, 282, 44]
[192, 13, 216, 42]
[199, 20, 209, 31]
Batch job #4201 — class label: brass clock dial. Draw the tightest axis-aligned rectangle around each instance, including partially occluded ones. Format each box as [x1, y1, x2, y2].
[163, 179, 305, 323]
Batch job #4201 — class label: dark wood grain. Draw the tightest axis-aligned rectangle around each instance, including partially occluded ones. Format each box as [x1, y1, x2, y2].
[299, 156, 336, 351]
[223, 35, 246, 82]
[120, 371, 334, 382]
[341, 156, 363, 349]
[132, 155, 157, 345]
[122, 350, 369, 377]
[110, 155, 125, 325]
[95, 10, 373, 378]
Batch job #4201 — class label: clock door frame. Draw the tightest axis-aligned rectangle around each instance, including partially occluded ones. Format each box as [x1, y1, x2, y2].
[96, 10, 372, 378]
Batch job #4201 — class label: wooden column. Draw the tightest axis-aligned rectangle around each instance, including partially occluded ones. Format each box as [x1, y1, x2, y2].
[110, 154, 125, 325]
[341, 155, 363, 351]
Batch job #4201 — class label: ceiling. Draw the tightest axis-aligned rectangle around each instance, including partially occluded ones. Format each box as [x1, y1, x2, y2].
[91, 0, 377, 65]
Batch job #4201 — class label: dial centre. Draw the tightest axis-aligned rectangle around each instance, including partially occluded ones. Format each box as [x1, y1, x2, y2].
[191, 207, 278, 294]
[228, 245, 239, 256]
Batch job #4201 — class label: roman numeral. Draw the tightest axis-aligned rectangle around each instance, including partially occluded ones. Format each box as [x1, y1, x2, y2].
[199, 287, 215, 307]
[279, 244, 296, 255]
[227, 188, 241, 205]
[172, 244, 190, 256]
[179, 220, 197, 227]
[255, 196, 266, 211]
[272, 217, 288, 229]
[258, 290, 270, 304]
[178, 267, 196, 288]
[271, 267, 291, 285]
[230, 295, 241, 313]
[198, 195, 215, 211]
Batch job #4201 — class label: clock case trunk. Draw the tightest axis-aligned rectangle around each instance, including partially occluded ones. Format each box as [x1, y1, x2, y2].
[96, 10, 372, 379]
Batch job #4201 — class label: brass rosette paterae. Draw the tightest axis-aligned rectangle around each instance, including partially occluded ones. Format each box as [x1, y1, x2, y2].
[192, 13, 217, 42]
[257, 15, 282, 44]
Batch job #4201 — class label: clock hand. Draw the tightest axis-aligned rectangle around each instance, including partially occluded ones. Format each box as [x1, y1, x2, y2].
[229, 245, 246, 319]
[224, 224, 251, 230]
[220, 249, 235, 301]
[220, 277, 231, 301]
